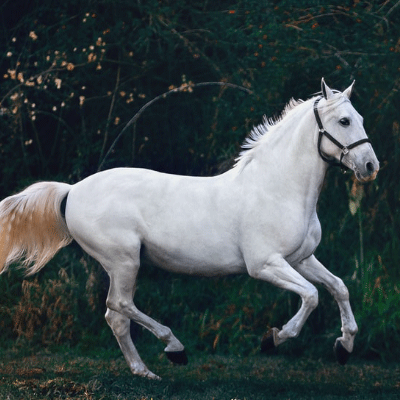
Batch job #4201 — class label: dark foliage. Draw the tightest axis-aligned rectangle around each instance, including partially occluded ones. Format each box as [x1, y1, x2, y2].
[0, 0, 399, 361]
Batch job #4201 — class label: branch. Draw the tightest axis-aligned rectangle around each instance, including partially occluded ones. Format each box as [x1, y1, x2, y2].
[98, 64, 121, 165]
[386, 0, 400, 17]
[97, 81, 253, 171]
[156, 16, 223, 78]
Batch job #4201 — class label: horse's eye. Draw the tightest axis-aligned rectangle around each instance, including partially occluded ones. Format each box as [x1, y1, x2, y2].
[339, 118, 350, 126]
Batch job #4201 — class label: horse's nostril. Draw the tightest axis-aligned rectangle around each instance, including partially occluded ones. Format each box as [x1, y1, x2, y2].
[366, 162, 375, 173]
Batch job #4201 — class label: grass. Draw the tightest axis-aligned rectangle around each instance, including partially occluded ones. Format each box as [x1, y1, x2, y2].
[1, 346, 400, 399]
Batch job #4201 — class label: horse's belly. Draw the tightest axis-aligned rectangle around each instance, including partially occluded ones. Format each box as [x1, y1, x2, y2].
[143, 238, 246, 277]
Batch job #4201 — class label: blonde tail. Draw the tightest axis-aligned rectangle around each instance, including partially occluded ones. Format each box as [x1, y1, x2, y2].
[0, 182, 73, 275]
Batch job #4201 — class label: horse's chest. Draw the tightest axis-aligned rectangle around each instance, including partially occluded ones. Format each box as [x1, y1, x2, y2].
[285, 215, 321, 265]
[242, 205, 322, 267]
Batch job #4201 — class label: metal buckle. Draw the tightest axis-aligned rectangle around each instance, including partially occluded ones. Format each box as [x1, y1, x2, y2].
[342, 147, 349, 155]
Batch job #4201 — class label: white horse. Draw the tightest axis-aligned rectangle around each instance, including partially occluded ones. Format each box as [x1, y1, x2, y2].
[0, 79, 379, 379]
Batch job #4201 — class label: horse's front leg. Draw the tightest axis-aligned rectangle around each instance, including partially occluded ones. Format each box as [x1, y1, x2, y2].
[247, 255, 319, 348]
[295, 255, 358, 365]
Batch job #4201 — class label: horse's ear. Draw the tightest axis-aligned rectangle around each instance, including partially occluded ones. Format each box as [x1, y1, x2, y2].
[343, 80, 355, 99]
[321, 78, 334, 100]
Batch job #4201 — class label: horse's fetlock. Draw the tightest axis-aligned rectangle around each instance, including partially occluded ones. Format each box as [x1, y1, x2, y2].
[343, 324, 358, 337]
[279, 324, 299, 341]
[159, 327, 173, 342]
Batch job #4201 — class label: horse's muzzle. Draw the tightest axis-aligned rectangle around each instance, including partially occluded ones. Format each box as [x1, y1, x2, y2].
[354, 159, 379, 182]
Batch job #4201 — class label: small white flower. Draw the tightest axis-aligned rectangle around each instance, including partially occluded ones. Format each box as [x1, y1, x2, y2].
[29, 31, 38, 41]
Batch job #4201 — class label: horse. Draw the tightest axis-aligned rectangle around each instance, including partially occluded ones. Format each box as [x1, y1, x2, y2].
[0, 78, 379, 380]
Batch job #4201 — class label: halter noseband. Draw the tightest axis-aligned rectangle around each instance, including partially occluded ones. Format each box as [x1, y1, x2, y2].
[313, 96, 371, 168]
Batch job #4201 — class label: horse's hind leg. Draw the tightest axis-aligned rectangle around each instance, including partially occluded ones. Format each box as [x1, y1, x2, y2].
[105, 308, 160, 380]
[103, 256, 187, 377]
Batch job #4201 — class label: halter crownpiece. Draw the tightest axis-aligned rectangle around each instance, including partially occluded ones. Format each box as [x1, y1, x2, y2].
[313, 96, 371, 168]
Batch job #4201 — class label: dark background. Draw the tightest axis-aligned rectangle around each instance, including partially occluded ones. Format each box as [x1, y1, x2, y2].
[0, 0, 399, 362]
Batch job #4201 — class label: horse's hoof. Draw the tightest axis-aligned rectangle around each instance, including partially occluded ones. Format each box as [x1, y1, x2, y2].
[166, 349, 188, 365]
[133, 368, 161, 380]
[334, 340, 350, 365]
[145, 371, 162, 380]
[261, 328, 278, 353]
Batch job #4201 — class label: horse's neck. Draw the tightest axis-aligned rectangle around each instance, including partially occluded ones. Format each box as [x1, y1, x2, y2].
[241, 106, 328, 210]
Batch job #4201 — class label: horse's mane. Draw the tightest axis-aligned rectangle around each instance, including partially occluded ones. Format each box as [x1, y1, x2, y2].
[234, 97, 304, 169]
[234, 92, 349, 170]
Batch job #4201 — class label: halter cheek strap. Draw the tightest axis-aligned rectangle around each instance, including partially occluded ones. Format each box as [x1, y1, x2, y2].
[313, 97, 371, 168]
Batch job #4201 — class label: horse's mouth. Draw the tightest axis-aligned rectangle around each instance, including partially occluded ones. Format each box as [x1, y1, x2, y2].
[354, 167, 378, 183]
[343, 157, 379, 183]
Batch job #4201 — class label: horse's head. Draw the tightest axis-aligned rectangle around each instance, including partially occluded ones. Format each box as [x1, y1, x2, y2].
[314, 78, 379, 182]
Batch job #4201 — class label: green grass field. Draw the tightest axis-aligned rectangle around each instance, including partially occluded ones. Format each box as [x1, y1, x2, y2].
[1, 347, 399, 399]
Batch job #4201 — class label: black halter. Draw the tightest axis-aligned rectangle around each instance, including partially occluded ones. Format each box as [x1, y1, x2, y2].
[313, 96, 371, 168]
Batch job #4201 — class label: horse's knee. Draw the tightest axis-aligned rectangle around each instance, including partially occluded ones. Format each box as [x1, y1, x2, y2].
[304, 287, 319, 310]
[105, 308, 115, 325]
[105, 309, 130, 337]
[334, 278, 350, 301]
[106, 296, 136, 315]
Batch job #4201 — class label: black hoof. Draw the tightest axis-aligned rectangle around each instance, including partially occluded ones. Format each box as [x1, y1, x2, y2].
[261, 329, 277, 353]
[166, 350, 188, 365]
[334, 340, 350, 365]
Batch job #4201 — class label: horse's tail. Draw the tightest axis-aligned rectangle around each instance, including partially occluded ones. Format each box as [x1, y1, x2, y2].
[0, 182, 73, 276]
